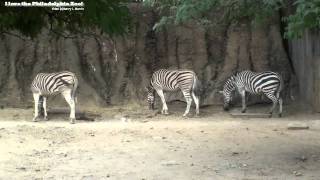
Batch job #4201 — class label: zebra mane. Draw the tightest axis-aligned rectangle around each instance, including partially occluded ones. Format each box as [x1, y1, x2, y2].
[233, 71, 240, 78]
[227, 74, 236, 82]
[224, 76, 236, 90]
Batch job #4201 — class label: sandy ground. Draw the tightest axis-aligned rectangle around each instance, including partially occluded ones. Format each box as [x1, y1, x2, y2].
[0, 102, 320, 180]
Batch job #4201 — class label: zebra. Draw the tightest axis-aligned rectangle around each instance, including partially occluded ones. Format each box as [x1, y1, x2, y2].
[146, 69, 201, 117]
[219, 70, 283, 117]
[31, 71, 78, 124]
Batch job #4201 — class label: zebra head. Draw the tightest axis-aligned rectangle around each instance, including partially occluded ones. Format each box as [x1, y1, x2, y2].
[221, 76, 236, 111]
[146, 85, 155, 110]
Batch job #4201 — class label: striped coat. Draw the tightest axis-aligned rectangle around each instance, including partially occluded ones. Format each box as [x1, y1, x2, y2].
[31, 71, 78, 123]
[221, 70, 283, 117]
[147, 69, 201, 116]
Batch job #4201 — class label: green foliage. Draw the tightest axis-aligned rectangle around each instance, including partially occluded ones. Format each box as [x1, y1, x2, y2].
[1, 0, 319, 39]
[0, 0, 131, 38]
[284, 0, 320, 38]
[144, 0, 283, 29]
[145, 0, 320, 39]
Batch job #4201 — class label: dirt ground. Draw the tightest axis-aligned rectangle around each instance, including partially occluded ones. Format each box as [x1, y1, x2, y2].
[0, 102, 319, 180]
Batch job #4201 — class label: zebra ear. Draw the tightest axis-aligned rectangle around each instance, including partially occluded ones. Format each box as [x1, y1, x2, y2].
[218, 90, 223, 94]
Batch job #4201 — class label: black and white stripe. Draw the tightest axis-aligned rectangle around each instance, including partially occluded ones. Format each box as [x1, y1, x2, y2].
[31, 71, 78, 123]
[146, 69, 201, 116]
[221, 70, 283, 117]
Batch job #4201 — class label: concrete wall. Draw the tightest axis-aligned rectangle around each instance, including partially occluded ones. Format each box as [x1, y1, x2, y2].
[289, 30, 320, 111]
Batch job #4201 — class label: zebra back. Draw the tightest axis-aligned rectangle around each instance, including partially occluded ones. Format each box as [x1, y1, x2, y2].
[150, 69, 197, 92]
[31, 71, 78, 96]
[234, 70, 282, 94]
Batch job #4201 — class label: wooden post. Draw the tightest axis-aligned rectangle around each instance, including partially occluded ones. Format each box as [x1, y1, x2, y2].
[313, 56, 320, 112]
[312, 29, 320, 112]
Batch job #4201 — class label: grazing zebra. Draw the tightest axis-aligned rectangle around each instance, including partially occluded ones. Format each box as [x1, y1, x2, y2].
[146, 69, 201, 117]
[31, 71, 78, 124]
[220, 70, 283, 117]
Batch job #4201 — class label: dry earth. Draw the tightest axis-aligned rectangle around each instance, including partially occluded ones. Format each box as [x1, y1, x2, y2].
[0, 102, 319, 180]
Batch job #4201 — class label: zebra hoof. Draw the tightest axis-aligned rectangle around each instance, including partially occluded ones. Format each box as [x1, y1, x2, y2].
[162, 110, 169, 115]
[268, 113, 273, 118]
[241, 110, 246, 113]
[43, 117, 49, 121]
[183, 113, 190, 118]
[278, 113, 282, 118]
[32, 117, 39, 122]
[70, 118, 76, 124]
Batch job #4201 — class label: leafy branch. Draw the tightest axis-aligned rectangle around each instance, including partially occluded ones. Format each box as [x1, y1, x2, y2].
[144, 0, 320, 39]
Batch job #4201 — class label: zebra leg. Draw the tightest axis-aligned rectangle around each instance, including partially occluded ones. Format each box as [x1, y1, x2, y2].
[276, 89, 283, 117]
[62, 90, 76, 124]
[69, 98, 76, 124]
[43, 97, 48, 121]
[279, 97, 283, 117]
[182, 91, 192, 117]
[191, 92, 200, 116]
[240, 90, 246, 113]
[32, 93, 40, 122]
[265, 93, 278, 118]
[156, 89, 169, 114]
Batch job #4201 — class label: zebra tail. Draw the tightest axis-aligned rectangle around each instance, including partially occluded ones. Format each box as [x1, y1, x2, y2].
[277, 73, 284, 98]
[71, 75, 78, 102]
[193, 74, 202, 97]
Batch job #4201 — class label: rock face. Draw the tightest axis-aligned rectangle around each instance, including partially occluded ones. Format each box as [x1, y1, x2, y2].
[0, 4, 292, 108]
